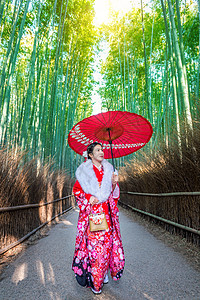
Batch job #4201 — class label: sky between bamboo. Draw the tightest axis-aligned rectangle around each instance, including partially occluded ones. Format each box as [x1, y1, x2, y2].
[92, 0, 138, 114]
[94, 0, 137, 26]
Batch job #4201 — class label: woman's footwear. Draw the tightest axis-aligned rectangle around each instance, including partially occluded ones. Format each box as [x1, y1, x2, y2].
[91, 288, 102, 294]
[103, 274, 109, 284]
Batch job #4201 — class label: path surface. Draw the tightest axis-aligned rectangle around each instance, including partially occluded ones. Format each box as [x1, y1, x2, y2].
[0, 207, 199, 300]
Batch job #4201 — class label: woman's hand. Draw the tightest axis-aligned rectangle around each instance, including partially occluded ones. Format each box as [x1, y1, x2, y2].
[89, 195, 99, 205]
[112, 173, 118, 190]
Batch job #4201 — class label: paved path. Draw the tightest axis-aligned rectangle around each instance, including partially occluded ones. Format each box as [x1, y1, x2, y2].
[0, 207, 199, 300]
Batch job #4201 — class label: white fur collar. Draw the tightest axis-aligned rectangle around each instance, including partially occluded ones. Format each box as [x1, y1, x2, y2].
[75, 159, 115, 203]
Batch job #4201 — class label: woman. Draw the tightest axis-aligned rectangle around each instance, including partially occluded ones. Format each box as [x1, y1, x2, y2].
[72, 142, 125, 294]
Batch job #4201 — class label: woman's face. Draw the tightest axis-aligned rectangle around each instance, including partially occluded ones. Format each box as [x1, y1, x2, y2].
[89, 144, 104, 163]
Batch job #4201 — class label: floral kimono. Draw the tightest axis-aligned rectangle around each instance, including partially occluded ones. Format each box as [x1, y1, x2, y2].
[72, 159, 125, 292]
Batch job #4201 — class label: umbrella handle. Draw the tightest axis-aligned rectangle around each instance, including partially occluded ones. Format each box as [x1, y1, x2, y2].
[107, 128, 115, 172]
[109, 140, 115, 172]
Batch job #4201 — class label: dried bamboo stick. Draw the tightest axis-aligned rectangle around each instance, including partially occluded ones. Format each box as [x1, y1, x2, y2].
[121, 191, 200, 197]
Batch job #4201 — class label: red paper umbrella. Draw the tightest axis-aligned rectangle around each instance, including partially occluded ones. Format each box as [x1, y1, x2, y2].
[68, 111, 153, 169]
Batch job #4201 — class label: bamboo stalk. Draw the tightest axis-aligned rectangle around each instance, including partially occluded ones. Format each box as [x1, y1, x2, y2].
[121, 191, 200, 197]
[0, 195, 73, 212]
[167, 0, 193, 132]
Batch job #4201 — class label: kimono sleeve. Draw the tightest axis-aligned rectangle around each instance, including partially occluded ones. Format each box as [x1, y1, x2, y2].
[113, 183, 120, 206]
[73, 180, 92, 212]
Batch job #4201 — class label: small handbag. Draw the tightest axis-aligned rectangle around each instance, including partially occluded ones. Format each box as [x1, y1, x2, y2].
[89, 207, 108, 232]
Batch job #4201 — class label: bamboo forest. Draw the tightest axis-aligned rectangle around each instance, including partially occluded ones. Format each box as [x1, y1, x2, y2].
[0, 0, 199, 170]
[0, 0, 200, 261]
[0, 0, 200, 214]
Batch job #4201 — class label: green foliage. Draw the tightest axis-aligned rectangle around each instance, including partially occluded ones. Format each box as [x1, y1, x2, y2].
[183, 9, 199, 55]
[98, 0, 199, 154]
[0, 0, 98, 172]
[0, 0, 199, 173]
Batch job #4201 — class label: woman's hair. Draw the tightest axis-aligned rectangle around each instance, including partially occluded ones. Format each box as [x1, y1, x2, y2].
[87, 142, 102, 160]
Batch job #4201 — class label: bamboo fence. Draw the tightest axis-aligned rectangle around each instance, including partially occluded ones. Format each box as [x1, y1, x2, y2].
[120, 191, 200, 245]
[0, 194, 75, 255]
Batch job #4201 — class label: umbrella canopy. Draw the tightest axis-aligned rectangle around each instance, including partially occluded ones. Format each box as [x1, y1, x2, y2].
[68, 111, 153, 160]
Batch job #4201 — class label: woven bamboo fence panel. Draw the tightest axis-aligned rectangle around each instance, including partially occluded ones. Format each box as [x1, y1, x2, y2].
[0, 195, 75, 252]
[120, 191, 200, 245]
